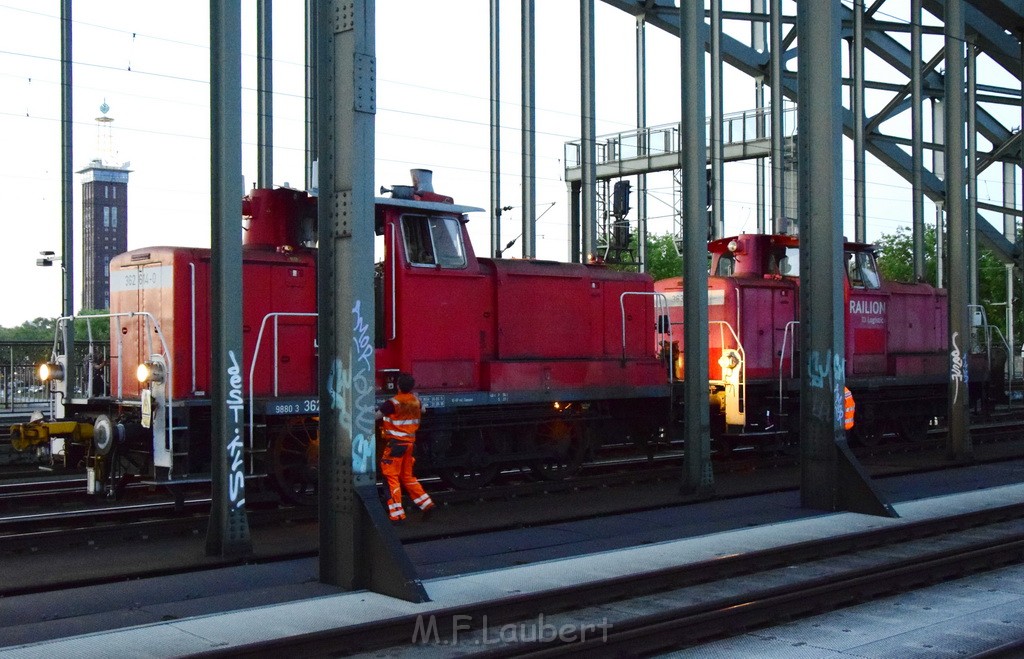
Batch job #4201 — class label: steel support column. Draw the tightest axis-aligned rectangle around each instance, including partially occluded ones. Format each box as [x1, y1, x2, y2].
[679, 0, 713, 497]
[636, 14, 648, 270]
[257, 0, 273, 188]
[753, 0, 767, 235]
[912, 0, 925, 280]
[304, 0, 317, 192]
[770, 0, 785, 232]
[490, 0, 501, 258]
[967, 37, 978, 307]
[710, 0, 724, 240]
[60, 0, 73, 320]
[1004, 162, 1017, 241]
[206, 0, 252, 558]
[569, 180, 582, 264]
[316, 0, 426, 602]
[944, 0, 972, 461]
[934, 100, 945, 288]
[521, 0, 536, 258]
[581, 0, 597, 262]
[852, 0, 866, 243]
[797, 0, 894, 517]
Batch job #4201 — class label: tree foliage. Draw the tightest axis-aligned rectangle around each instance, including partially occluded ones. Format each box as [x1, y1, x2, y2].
[0, 311, 110, 344]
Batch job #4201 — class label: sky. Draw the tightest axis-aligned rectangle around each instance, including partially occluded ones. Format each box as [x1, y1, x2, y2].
[0, 1, 1020, 327]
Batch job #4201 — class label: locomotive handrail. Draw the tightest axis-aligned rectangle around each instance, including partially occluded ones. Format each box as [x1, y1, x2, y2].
[619, 292, 671, 375]
[709, 320, 747, 428]
[779, 320, 799, 418]
[51, 312, 174, 445]
[248, 312, 319, 473]
[389, 223, 397, 341]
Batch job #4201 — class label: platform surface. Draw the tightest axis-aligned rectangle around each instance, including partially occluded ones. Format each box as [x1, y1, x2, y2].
[2, 460, 1024, 657]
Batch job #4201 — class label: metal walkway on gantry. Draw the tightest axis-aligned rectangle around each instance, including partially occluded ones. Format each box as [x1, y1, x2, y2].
[589, 0, 1024, 264]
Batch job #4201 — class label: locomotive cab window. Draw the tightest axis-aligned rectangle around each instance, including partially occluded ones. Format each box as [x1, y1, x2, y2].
[402, 214, 467, 268]
[846, 251, 881, 289]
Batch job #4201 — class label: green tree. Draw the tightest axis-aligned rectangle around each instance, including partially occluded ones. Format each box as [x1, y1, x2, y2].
[0, 311, 110, 344]
[645, 232, 683, 281]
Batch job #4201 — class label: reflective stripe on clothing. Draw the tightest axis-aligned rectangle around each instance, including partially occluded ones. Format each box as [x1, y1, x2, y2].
[381, 392, 422, 442]
[843, 387, 855, 431]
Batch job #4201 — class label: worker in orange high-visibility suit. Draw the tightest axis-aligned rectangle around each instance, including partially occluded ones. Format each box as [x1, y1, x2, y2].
[377, 373, 435, 522]
[843, 386, 856, 431]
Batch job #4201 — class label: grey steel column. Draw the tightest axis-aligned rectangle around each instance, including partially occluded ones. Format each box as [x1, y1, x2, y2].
[912, 0, 925, 280]
[581, 0, 597, 261]
[316, 0, 426, 602]
[770, 0, 785, 232]
[1004, 162, 1017, 241]
[636, 14, 648, 271]
[852, 0, 866, 243]
[1005, 163, 1017, 383]
[753, 0, 767, 235]
[679, 0, 713, 497]
[710, 0, 724, 240]
[206, 0, 252, 558]
[934, 100, 945, 288]
[304, 0, 317, 191]
[257, 0, 273, 188]
[490, 0, 501, 257]
[60, 0, 72, 319]
[967, 37, 977, 308]
[521, 0, 536, 258]
[797, 0, 893, 516]
[569, 180, 581, 263]
[944, 0, 971, 461]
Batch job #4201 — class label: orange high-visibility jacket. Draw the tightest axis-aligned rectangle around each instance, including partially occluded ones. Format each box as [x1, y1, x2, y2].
[380, 392, 422, 442]
[843, 387, 855, 431]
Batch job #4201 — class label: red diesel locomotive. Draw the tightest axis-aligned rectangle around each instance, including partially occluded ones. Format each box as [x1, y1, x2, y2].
[12, 170, 987, 501]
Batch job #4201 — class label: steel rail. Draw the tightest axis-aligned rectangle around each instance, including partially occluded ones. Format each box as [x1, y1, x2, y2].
[189, 502, 1024, 658]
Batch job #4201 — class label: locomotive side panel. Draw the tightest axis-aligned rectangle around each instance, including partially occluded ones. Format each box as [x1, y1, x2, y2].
[243, 253, 318, 397]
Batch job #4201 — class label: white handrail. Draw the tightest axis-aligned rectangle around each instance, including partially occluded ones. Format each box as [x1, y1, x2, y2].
[248, 312, 318, 472]
[619, 292, 671, 375]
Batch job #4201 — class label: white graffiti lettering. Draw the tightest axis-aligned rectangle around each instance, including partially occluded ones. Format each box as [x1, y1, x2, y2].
[950, 332, 964, 404]
[226, 350, 246, 508]
[351, 301, 375, 474]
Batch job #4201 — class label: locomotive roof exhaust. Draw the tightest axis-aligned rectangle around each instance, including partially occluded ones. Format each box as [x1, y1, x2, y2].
[411, 168, 434, 194]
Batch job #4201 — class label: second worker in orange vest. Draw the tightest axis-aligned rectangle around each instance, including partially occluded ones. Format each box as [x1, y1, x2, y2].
[378, 373, 435, 522]
[844, 386, 856, 431]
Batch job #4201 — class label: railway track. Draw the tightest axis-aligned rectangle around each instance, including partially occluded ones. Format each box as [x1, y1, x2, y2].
[200, 501, 1024, 657]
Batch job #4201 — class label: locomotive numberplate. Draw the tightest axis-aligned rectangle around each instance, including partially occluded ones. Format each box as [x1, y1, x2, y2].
[264, 398, 320, 415]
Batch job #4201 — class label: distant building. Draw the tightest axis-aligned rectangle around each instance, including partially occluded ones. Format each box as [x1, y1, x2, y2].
[79, 102, 130, 311]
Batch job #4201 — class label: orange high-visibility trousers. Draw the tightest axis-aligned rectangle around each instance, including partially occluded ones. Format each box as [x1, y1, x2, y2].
[380, 440, 433, 521]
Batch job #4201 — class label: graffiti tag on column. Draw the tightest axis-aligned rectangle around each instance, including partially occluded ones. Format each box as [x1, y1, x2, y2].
[950, 332, 965, 405]
[350, 300, 375, 474]
[807, 350, 839, 389]
[226, 350, 246, 508]
[807, 350, 847, 427]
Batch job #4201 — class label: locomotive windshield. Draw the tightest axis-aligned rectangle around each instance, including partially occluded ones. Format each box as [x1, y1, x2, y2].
[846, 250, 881, 289]
[402, 214, 467, 268]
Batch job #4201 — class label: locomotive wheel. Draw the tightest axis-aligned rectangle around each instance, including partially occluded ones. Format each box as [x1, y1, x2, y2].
[437, 430, 498, 490]
[530, 418, 586, 481]
[268, 417, 319, 506]
[851, 420, 884, 447]
[438, 463, 499, 490]
[898, 416, 930, 443]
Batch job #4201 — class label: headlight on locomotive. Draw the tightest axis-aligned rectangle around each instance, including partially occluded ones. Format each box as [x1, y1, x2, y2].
[136, 361, 165, 384]
[38, 362, 64, 382]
